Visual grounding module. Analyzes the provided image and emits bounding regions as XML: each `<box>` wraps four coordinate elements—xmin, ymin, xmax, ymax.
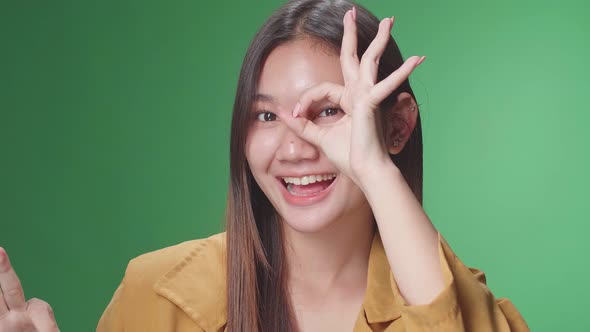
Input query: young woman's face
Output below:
<box><xmin>245</xmin><ymin>38</ymin><xmax>371</xmax><ymax>233</ymax></box>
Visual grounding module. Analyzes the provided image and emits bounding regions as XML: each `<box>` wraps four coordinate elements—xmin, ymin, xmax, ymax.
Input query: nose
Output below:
<box><xmin>275</xmin><ymin>126</ymin><xmax>319</xmax><ymax>163</ymax></box>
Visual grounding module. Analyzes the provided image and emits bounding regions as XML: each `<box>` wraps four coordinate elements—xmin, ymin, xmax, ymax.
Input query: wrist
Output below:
<box><xmin>356</xmin><ymin>157</ymin><xmax>402</xmax><ymax>194</ymax></box>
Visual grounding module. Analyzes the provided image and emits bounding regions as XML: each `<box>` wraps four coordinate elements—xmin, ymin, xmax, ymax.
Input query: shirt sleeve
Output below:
<box><xmin>393</xmin><ymin>232</ymin><xmax>530</xmax><ymax>332</ymax></box>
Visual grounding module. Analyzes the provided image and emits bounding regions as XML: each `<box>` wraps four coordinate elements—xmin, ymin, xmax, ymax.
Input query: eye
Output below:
<box><xmin>256</xmin><ymin>111</ymin><xmax>277</xmax><ymax>122</ymax></box>
<box><xmin>317</xmin><ymin>107</ymin><xmax>341</xmax><ymax>118</ymax></box>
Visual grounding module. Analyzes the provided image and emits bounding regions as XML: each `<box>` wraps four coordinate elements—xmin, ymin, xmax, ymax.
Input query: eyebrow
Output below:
<box><xmin>254</xmin><ymin>93</ymin><xmax>276</xmax><ymax>103</ymax></box>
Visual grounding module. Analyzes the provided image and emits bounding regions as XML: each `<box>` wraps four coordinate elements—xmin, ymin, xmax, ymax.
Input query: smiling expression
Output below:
<box><xmin>245</xmin><ymin>38</ymin><xmax>372</xmax><ymax>233</ymax></box>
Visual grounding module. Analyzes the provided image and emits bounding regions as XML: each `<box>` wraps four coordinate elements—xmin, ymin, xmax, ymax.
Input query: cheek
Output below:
<box><xmin>245</xmin><ymin>128</ymin><xmax>280</xmax><ymax>171</ymax></box>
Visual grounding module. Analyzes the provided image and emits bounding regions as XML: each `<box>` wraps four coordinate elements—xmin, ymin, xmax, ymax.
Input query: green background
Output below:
<box><xmin>1</xmin><ymin>0</ymin><xmax>588</xmax><ymax>330</ymax></box>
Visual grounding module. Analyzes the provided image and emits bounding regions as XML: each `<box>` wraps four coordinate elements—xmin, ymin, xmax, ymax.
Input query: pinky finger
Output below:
<box><xmin>416</xmin><ymin>55</ymin><xmax>426</xmax><ymax>66</ymax></box>
<box><xmin>371</xmin><ymin>56</ymin><xmax>422</xmax><ymax>102</ymax></box>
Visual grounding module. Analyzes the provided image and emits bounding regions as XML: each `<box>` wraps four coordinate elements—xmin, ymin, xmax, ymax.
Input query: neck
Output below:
<box><xmin>282</xmin><ymin>203</ymin><xmax>376</xmax><ymax>292</ymax></box>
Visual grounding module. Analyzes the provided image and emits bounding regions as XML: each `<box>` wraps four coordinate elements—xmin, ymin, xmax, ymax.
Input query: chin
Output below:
<box><xmin>280</xmin><ymin>208</ymin><xmax>344</xmax><ymax>234</ymax></box>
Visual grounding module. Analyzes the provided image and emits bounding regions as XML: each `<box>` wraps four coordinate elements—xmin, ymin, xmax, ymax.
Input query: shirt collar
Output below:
<box><xmin>153</xmin><ymin>234</ymin><xmax>228</xmax><ymax>332</ymax></box>
<box><xmin>152</xmin><ymin>231</ymin><xmax>404</xmax><ymax>330</ymax></box>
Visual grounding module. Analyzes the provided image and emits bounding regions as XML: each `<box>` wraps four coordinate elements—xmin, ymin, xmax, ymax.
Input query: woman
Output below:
<box><xmin>0</xmin><ymin>0</ymin><xmax>529</xmax><ymax>331</ymax></box>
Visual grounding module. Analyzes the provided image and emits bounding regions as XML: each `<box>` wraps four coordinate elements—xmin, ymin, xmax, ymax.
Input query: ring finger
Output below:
<box><xmin>360</xmin><ymin>16</ymin><xmax>394</xmax><ymax>84</ymax></box>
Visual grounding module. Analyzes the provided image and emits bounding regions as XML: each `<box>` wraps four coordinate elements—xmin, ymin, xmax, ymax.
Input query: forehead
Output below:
<box><xmin>256</xmin><ymin>39</ymin><xmax>344</xmax><ymax>105</ymax></box>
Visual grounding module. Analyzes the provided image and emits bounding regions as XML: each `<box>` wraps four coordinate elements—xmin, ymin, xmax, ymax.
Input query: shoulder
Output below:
<box><xmin>99</xmin><ymin>233</ymin><xmax>228</xmax><ymax>331</ymax></box>
<box><xmin>124</xmin><ymin>232</ymin><xmax>227</xmax><ymax>283</ymax></box>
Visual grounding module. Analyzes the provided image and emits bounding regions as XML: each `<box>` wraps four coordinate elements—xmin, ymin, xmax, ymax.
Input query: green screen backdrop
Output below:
<box><xmin>1</xmin><ymin>0</ymin><xmax>588</xmax><ymax>331</ymax></box>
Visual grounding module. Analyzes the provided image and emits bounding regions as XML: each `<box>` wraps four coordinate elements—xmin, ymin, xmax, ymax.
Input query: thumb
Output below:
<box><xmin>285</xmin><ymin>81</ymin><xmax>344</xmax><ymax>146</ymax></box>
<box><xmin>26</xmin><ymin>298</ymin><xmax>59</xmax><ymax>332</ymax></box>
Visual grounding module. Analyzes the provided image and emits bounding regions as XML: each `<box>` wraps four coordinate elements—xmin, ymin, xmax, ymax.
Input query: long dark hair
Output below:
<box><xmin>226</xmin><ymin>1</ymin><xmax>423</xmax><ymax>330</ymax></box>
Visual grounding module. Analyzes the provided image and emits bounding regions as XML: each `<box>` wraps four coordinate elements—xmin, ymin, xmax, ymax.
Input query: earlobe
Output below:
<box><xmin>385</xmin><ymin>92</ymin><xmax>418</xmax><ymax>155</ymax></box>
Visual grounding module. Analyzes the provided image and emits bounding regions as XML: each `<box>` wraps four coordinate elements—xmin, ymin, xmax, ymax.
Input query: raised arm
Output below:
<box><xmin>282</xmin><ymin>6</ymin><xmax>529</xmax><ymax>331</ymax></box>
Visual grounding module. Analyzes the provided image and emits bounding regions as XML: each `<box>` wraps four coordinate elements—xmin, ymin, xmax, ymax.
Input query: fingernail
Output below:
<box><xmin>416</xmin><ymin>56</ymin><xmax>426</xmax><ymax>66</ymax></box>
<box><xmin>292</xmin><ymin>103</ymin><xmax>301</xmax><ymax>117</ymax></box>
<box><xmin>0</xmin><ymin>249</ymin><xmax>5</xmax><ymax>271</ymax></box>
<box><xmin>381</xmin><ymin>17</ymin><xmax>392</xmax><ymax>30</ymax></box>
<box><xmin>352</xmin><ymin>6</ymin><xmax>357</xmax><ymax>21</ymax></box>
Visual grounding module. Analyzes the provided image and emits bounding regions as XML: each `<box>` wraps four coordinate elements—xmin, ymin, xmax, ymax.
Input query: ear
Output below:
<box><xmin>383</xmin><ymin>92</ymin><xmax>418</xmax><ymax>155</ymax></box>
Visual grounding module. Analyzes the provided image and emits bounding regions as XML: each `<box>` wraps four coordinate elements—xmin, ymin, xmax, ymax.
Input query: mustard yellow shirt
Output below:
<box><xmin>97</xmin><ymin>232</ymin><xmax>529</xmax><ymax>331</ymax></box>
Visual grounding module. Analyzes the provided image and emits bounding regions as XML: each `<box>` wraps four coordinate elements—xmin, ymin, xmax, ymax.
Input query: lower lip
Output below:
<box><xmin>277</xmin><ymin>177</ymin><xmax>338</xmax><ymax>207</ymax></box>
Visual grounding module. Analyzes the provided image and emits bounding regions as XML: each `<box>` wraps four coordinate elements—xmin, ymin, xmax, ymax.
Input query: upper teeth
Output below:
<box><xmin>282</xmin><ymin>174</ymin><xmax>336</xmax><ymax>185</ymax></box>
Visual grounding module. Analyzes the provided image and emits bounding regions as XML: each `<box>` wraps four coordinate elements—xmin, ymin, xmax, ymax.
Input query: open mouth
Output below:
<box><xmin>278</xmin><ymin>174</ymin><xmax>337</xmax><ymax>197</ymax></box>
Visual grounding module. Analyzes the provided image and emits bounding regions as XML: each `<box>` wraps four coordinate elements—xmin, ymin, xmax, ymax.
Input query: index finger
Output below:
<box><xmin>293</xmin><ymin>82</ymin><xmax>344</xmax><ymax>118</ymax></box>
<box><xmin>0</xmin><ymin>247</ymin><xmax>27</xmax><ymax>312</ymax></box>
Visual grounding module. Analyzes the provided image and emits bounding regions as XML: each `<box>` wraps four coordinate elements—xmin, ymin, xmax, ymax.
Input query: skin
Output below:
<box><xmin>247</xmin><ymin>8</ymin><xmax>444</xmax><ymax>331</ymax></box>
<box><xmin>247</xmin><ymin>36</ymin><xmax>377</xmax><ymax>331</ymax></box>
<box><xmin>0</xmin><ymin>248</ymin><xmax>59</xmax><ymax>332</ymax></box>
<box><xmin>0</xmin><ymin>7</ymin><xmax>443</xmax><ymax>332</ymax></box>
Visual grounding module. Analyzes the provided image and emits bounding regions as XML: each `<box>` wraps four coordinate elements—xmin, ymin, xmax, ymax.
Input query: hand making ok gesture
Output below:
<box><xmin>283</xmin><ymin>7</ymin><xmax>425</xmax><ymax>189</ymax></box>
